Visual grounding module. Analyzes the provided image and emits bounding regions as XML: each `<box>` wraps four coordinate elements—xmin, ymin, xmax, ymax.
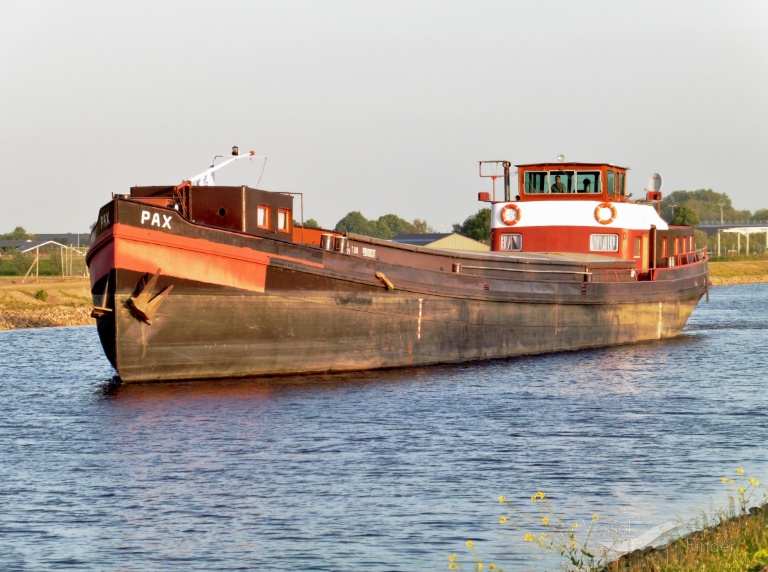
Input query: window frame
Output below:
<box><xmin>590</xmin><ymin>233</ymin><xmax>619</xmax><ymax>252</ymax></box>
<box><xmin>257</xmin><ymin>205</ymin><xmax>270</xmax><ymax>229</ymax></box>
<box><xmin>500</xmin><ymin>233</ymin><xmax>523</xmax><ymax>251</ymax></box>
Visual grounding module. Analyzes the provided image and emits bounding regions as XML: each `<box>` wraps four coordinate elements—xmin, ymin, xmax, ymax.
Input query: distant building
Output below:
<box><xmin>0</xmin><ymin>240</ymin><xmax>68</xmax><ymax>255</ymax></box>
<box><xmin>391</xmin><ymin>233</ymin><xmax>489</xmax><ymax>251</ymax></box>
<box><xmin>35</xmin><ymin>233</ymin><xmax>91</xmax><ymax>247</ymax></box>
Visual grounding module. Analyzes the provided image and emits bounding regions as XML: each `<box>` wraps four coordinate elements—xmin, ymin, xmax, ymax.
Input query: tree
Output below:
<box><xmin>0</xmin><ymin>226</ymin><xmax>36</xmax><ymax>240</ymax></box>
<box><xmin>751</xmin><ymin>209</ymin><xmax>768</xmax><ymax>222</ymax></box>
<box><xmin>412</xmin><ymin>218</ymin><xmax>434</xmax><ymax>234</ymax></box>
<box><xmin>453</xmin><ymin>208</ymin><xmax>491</xmax><ymax>243</ymax></box>
<box><xmin>295</xmin><ymin>218</ymin><xmax>320</xmax><ymax>229</ymax></box>
<box><xmin>334</xmin><ymin>211</ymin><xmax>375</xmax><ymax>236</ymax></box>
<box><xmin>333</xmin><ymin>212</ymin><xmax>430</xmax><ymax>239</ymax></box>
<box><xmin>375</xmin><ymin>214</ymin><xmax>417</xmax><ymax>238</ymax></box>
<box><xmin>671</xmin><ymin>205</ymin><xmax>700</xmax><ymax>227</ymax></box>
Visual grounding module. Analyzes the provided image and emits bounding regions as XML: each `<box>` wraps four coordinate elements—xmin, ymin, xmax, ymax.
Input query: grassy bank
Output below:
<box><xmin>606</xmin><ymin>504</ymin><xmax>768</xmax><ymax>572</ymax></box>
<box><xmin>708</xmin><ymin>259</ymin><xmax>768</xmax><ymax>286</ymax></box>
<box><xmin>0</xmin><ymin>277</ymin><xmax>93</xmax><ymax>330</ymax></box>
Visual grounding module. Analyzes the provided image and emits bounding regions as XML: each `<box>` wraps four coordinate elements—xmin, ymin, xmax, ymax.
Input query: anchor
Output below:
<box><xmin>91</xmin><ymin>274</ymin><xmax>113</xmax><ymax>318</ymax></box>
<box><xmin>127</xmin><ymin>268</ymin><xmax>174</xmax><ymax>325</ymax></box>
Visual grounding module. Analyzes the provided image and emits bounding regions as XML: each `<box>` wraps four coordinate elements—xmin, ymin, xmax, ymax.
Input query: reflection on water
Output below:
<box><xmin>0</xmin><ymin>284</ymin><xmax>767</xmax><ymax>571</ymax></box>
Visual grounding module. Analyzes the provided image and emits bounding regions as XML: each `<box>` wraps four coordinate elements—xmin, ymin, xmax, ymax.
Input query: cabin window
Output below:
<box><xmin>524</xmin><ymin>171</ymin><xmax>548</xmax><ymax>194</ymax></box>
<box><xmin>501</xmin><ymin>233</ymin><xmax>522</xmax><ymax>251</ymax></box>
<box><xmin>607</xmin><ymin>171</ymin><xmax>615</xmax><ymax>196</ymax></box>
<box><xmin>590</xmin><ymin>234</ymin><xmax>619</xmax><ymax>252</ymax></box>
<box><xmin>548</xmin><ymin>170</ymin><xmax>575</xmax><ymax>193</ymax></box>
<box><xmin>576</xmin><ymin>172</ymin><xmax>601</xmax><ymax>194</ymax></box>
<box><xmin>524</xmin><ymin>171</ymin><xmax>576</xmax><ymax>194</ymax></box>
<box><xmin>618</xmin><ymin>173</ymin><xmax>626</xmax><ymax>197</ymax></box>
<box><xmin>257</xmin><ymin>205</ymin><xmax>270</xmax><ymax>228</ymax></box>
<box><xmin>634</xmin><ymin>236</ymin><xmax>641</xmax><ymax>258</ymax></box>
<box><xmin>662</xmin><ymin>237</ymin><xmax>668</xmax><ymax>258</ymax></box>
<box><xmin>277</xmin><ymin>209</ymin><xmax>290</xmax><ymax>232</ymax></box>
<box><xmin>674</xmin><ymin>236</ymin><xmax>679</xmax><ymax>255</ymax></box>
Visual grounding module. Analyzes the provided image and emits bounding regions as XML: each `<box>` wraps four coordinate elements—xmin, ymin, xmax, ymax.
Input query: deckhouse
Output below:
<box><xmin>478</xmin><ymin>160</ymin><xmax>698</xmax><ymax>277</ymax></box>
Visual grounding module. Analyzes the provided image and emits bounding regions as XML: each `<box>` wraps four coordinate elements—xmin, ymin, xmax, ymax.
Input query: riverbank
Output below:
<box><xmin>708</xmin><ymin>259</ymin><xmax>768</xmax><ymax>286</ymax></box>
<box><xmin>0</xmin><ymin>277</ymin><xmax>92</xmax><ymax>330</ymax></box>
<box><xmin>605</xmin><ymin>502</ymin><xmax>768</xmax><ymax>572</ymax></box>
<box><xmin>1</xmin><ymin>260</ymin><xmax>767</xmax><ymax>330</ymax></box>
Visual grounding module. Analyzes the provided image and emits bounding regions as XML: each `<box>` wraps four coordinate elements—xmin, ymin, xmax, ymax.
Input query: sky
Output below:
<box><xmin>2</xmin><ymin>0</ymin><xmax>767</xmax><ymax>234</ymax></box>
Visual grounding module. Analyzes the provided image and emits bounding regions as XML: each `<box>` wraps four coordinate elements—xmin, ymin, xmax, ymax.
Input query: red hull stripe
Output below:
<box><xmin>103</xmin><ymin>223</ymin><xmax>323</xmax><ymax>293</ymax></box>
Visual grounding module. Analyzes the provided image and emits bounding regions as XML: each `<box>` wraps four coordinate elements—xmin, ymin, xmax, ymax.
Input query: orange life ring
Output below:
<box><xmin>500</xmin><ymin>204</ymin><xmax>521</xmax><ymax>226</ymax></box>
<box><xmin>594</xmin><ymin>202</ymin><xmax>617</xmax><ymax>225</ymax></box>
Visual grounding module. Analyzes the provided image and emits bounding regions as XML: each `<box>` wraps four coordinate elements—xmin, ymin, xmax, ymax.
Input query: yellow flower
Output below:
<box><xmin>535</xmin><ymin>491</ymin><xmax>546</xmax><ymax>499</ymax></box>
<box><xmin>737</xmin><ymin>467</ymin><xmax>744</xmax><ymax>475</ymax></box>
<box><xmin>730</xmin><ymin>480</ymin><xmax>734</xmax><ymax>485</ymax></box>
<box><xmin>498</xmin><ymin>495</ymin><xmax>506</xmax><ymax>503</ymax></box>
<box><xmin>531</xmin><ymin>496</ymin><xmax>537</xmax><ymax>502</ymax></box>
<box><xmin>571</xmin><ymin>541</ymin><xmax>577</xmax><ymax>548</ymax></box>
<box><xmin>738</xmin><ymin>487</ymin><xmax>745</xmax><ymax>494</ymax></box>
<box><xmin>541</xmin><ymin>533</ymin><xmax>549</xmax><ymax>539</ymax></box>
<box><xmin>541</xmin><ymin>516</ymin><xmax>549</xmax><ymax>525</ymax></box>
<box><xmin>466</xmin><ymin>540</ymin><xmax>473</xmax><ymax>548</ymax></box>
<box><xmin>477</xmin><ymin>564</ymin><xmax>483</xmax><ymax>570</ymax></box>
<box><xmin>750</xmin><ymin>478</ymin><xmax>759</xmax><ymax>486</ymax></box>
<box><xmin>489</xmin><ymin>565</ymin><xmax>496</xmax><ymax>570</ymax></box>
<box><xmin>572</xmin><ymin>522</ymin><xmax>579</xmax><ymax>529</ymax></box>
<box><xmin>499</xmin><ymin>516</ymin><xmax>507</xmax><ymax>524</ymax></box>
<box><xmin>524</xmin><ymin>533</ymin><xmax>534</xmax><ymax>542</ymax></box>
<box><xmin>721</xmin><ymin>477</ymin><xmax>728</xmax><ymax>483</ymax></box>
<box><xmin>450</xmin><ymin>564</ymin><xmax>457</xmax><ymax>570</ymax></box>
<box><xmin>592</xmin><ymin>514</ymin><xmax>599</xmax><ymax>520</ymax></box>
<box><xmin>449</xmin><ymin>555</ymin><xmax>456</xmax><ymax>562</ymax></box>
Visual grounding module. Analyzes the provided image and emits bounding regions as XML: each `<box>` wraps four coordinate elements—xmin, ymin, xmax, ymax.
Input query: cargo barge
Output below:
<box><xmin>87</xmin><ymin>152</ymin><xmax>709</xmax><ymax>382</ymax></box>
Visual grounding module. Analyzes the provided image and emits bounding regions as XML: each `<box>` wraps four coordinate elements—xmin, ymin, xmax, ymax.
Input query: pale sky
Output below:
<box><xmin>2</xmin><ymin>0</ymin><xmax>767</xmax><ymax>234</ymax></box>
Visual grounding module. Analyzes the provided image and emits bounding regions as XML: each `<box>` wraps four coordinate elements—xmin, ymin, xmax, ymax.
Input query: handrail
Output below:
<box><xmin>459</xmin><ymin>264</ymin><xmax>592</xmax><ymax>276</ymax></box>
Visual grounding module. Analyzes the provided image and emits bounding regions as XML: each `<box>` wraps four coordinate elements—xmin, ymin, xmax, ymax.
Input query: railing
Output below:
<box><xmin>699</xmin><ymin>220</ymin><xmax>768</xmax><ymax>226</ymax></box>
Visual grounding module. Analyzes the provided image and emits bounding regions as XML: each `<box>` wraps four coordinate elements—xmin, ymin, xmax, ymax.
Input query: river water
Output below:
<box><xmin>1</xmin><ymin>283</ymin><xmax>766</xmax><ymax>571</ymax></box>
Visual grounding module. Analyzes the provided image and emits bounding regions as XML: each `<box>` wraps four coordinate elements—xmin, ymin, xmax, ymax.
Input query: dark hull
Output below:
<box><xmin>87</xmin><ymin>199</ymin><xmax>709</xmax><ymax>382</ymax></box>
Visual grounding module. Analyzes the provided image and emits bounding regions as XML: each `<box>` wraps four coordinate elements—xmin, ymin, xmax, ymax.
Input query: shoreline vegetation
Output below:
<box><xmin>2</xmin><ymin>260</ymin><xmax>767</xmax><ymax>331</ymax></box>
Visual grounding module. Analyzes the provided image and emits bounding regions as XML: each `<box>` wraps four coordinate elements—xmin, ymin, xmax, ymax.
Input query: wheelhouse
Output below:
<box><xmin>518</xmin><ymin>162</ymin><xmax>629</xmax><ymax>202</ymax></box>
<box><xmin>478</xmin><ymin>160</ymin><xmax>706</xmax><ymax>278</ymax></box>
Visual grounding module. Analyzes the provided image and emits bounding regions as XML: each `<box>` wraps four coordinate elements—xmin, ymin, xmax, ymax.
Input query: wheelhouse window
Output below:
<box><xmin>525</xmin><ymin>170</ymin><xmax>576</xmax><ymax>194</ymax></box>
<box><xmin>501</xmin><ymin>233</ymin><xmax>522</xmax><ymax>251</ymax></box>
<box><xmin>277</xmin><ymin>209</ymin><xmax>290</xmax><ymax>232</ymax></box>
<box><xmin>524</xmin><ymin>171</ymin><xmax>548</xmax><ymax>194</ymax></box>
<box><xmin>634</xmin><ymin>236</ymin><xmax>641</xmax><ymax>258</ymax></box>
<box><xmin>576</xmin><ymin>172</ymin><xmax>601</xmax><ymax>194</ymax></box>
<box><xmin>607</xmin><ymin>170</ymin><xmax>615</xmax><ymax>196</ymax></box>
<box><xmin>590</xmin><ymin>234</ymin><xmax>619</xmax><ymax>252</ymax></box>
<box><xmin>257</xmin><ymin>205</ymin><xmax>270</xmax><ymax>228</ymax></box>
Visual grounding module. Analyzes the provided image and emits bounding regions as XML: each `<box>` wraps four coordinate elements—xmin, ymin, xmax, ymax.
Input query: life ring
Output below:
<box><xmin>500</xmin><ymin>204</ymin><xmax>521</xmax><ymax>226</ymax></box>
<box><xmin>594</xmin><ymin>202</ymin><xmax>617</xmax><ymax>225</ymax></box>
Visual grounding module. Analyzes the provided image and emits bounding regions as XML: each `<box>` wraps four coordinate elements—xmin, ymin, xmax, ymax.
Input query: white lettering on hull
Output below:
<box><xmin>140</xmin><ymin>210</ymin><xmax>172</xmax><ymax>229</ymax></box>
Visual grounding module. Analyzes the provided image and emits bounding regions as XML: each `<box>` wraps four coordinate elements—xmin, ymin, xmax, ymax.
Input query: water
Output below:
<box><xmin>1</xmin><ymin>284</ymin><xmax>766</xmax><ymax>571</ymax></box>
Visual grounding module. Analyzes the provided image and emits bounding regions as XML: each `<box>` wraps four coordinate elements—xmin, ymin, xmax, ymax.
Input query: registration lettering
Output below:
<box><xmin>99</xmin><ymin>210</ymin><xmax>110</xmax><ymax>229</ymax></box>
<box><xmin>140</xmin><ymin>210</ymin><xmax>172</xmax><ymax>229</ymax></box>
